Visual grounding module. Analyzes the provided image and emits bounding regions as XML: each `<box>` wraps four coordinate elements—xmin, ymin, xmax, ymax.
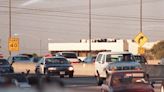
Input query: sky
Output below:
<box><xmin>0</xmin><ymin>0</ymin><xmax>164</xmax><ymax>56</ymax></box>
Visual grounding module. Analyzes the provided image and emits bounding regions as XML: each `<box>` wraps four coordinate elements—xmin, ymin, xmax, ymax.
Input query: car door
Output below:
<box><xmin>95</xmin><ymin>54</ymin><xmax>103</xmax><ymax>76</ymax></box>
<box><xmin>36</xmin><ymin>58</ymin><xmax>45</xmax><ymax>74</ymax></box>
<box><xmin>99</xmin><ymin>54</ymin><xmax>108</xmax><ymax>77</ymax></box>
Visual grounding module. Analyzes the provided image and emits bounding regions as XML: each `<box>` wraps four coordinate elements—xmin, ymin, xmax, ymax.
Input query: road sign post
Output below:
<box><xmin>138</xmin><ymin>47</ymin><xmax>145</xmax><ymax>55</ymax></box>
<box><xmin>8</xmin><ymin>37</ymin><xmax>19</xmax><ymax>51</ymax></box>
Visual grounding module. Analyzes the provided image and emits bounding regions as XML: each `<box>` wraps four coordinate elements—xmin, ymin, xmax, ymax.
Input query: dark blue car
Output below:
<box><xmin>0</xmin><ymin>59</ymin><xmax>14</xmax><ymax>74</ymax></box>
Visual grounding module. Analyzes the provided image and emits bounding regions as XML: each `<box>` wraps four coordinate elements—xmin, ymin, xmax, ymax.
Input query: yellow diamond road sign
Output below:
<box><xmin>134</xmin><ymin>32</ymin><xmax>148</xmax><ymax>47</ymax></box>
<box><xmin>8</xmin><ymin>37</ymin><xmax>19</xmax><ymax>51</ymax></box>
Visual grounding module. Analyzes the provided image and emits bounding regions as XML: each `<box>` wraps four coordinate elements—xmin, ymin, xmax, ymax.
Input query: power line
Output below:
<box><xmin>1</xmin><ymin>5</ymin><xmax>164</xmax><ymax>21</ymax></box>
<box><xmin>1</xmin><ymin>10</ymin><xmax>164</xmax><ymax>23</ymax></box>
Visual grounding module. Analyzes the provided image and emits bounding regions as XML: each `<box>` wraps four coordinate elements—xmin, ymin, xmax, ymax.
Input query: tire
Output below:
<box><xmin>161</xmin><ymin>83</ymin><xmax>164</xmax><ymax>92</ymax></box>
<box><xmin>60</xmin><ymin>75</ymin><xmax>64</xmax><ymax>78</ymax></box>
<box><xmin>69</xmin><ymin>74</ymin><xmax>73</xmax><ymax>78</ymax></box>
<box><xmin>97</xmin><ymin>76</ymin><xmax>103</xmax><ymax>86</ymax></box>
<box><xmin>96</xmin><ymin>71</ymin><xmax>103</xmax><ymax>86</ymax></box>
<box><xmin>35</xmin><ymin>68</ymin><xmax>40</xmax><ymax>74</ymax></box>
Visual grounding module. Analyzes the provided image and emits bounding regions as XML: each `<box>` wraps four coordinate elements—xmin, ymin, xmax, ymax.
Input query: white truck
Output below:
<box><xmin>95</xmin><ymin>51</ymin><xmax>142</xmax><ymax>85</ymax></box>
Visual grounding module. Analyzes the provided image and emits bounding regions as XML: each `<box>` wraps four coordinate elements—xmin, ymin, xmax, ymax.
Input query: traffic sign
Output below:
<box><xmin>138</xmin><ymin>47</ymin><xmax>145</xmax><ymax>55</ymax></box>
<box><xmin>8</xmin><ymin>37</ymin><xmax>19</xmax><ymax>51</ymax></box>
<box><xmin>134</xmin><ymin>32</ymin><xmax>148</xmax><ymax>47</ymax></box>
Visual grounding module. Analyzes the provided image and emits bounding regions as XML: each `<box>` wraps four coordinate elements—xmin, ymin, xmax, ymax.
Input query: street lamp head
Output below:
<box><xmin>13</xmin><ymin>33</ymin><xmax>19</xmax><ymax>36</ymax></box>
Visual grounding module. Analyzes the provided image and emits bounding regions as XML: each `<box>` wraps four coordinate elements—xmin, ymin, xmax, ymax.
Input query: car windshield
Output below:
<box><xmin>62</xmin><ymin>53</ymin><xmax>77</xmax><ymax>58</ymax></box>
<box><xmin>111</xmin><ymin>72</ymin><xmax>148</xmax><ymax>87</ymax></box>
<box><xmin>0</xmin><ymin>59</ymin><xmax>9</xmax><ymax>65</ymax></box>
<box><xmin>45</xmin><ymin>58</ymin><xmax>69</xmax><ymax>64</ymax></box>
<box><xmin>106</xmin><ymin>54</ymin><xmax>135</xmax><ymax>62</ymax></box>
<box><xmin>13</xmin><ymin>56</ymin><xmax>31</xmax><ymax>61</ymax></box>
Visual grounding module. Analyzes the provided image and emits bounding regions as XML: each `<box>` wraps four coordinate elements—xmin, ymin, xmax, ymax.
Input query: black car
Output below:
<box><xmin>35</xmin><ymin>56</ymin><xmax>74</xmax><ymax>78</ymax></box>
<box><xmin>0</xmin><ymin>59</ymin><xmax>14</xmax><ymax>73</ymax></box>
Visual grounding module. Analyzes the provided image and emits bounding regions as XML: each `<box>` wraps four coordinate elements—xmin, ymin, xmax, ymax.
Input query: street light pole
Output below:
<box><xmin>9</xmin><ymin>0</ymin><xmax>12</xmax><ymax>56</ymax></box>
<box><xmin>89</xmin><ymin>0</ymin><xmax>92</xmax><ymax>56</ymax></box>
<box><xmin>39</xmin><ymin>39</ymin><xmax>42</xmax><ymax>55</ymax></box>
<box><xmin>140</xmin><ymin>0</ymin><xmax>143</xmax><ymax>32</ymax></box>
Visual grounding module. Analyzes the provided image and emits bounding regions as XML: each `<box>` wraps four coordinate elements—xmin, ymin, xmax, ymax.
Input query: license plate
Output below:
<box><xmin>60</xmin><ymin>71</ymin><xmax>65</xmax><ymax>75</ymax></box>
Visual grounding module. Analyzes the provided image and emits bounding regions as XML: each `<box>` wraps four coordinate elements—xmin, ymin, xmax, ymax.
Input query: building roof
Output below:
<box><xmin>48</xmin><ymin>40</ymin><xmax>124</xmax><ymax>52</ymax></box>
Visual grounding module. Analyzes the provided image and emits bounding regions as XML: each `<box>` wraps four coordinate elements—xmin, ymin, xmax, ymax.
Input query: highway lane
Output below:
<box><xmin>60</xmin><ymin>76</ymin><xmax>161</xmax><ymax>92</ymax></box>
<box><xmin>62</xmin><ymin>76</ymin><xmax>99</xmax><ymax>92</ymax></box>
<box><xmin>0</xmin><ymin>76</ymin><xmax>161</xmax><ymax>92</ymax></box>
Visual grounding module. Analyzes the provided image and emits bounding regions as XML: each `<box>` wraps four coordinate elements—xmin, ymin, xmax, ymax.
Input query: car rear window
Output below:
<box><xmin>62</xmin><ymin>53</ymin><xmax>77</xmax><ymax>58</ymax></box>
<box><xmin>0</xmin><ymin>59</ymin><xmax>9</xmax><ymax>65</ymax></box>
<box><xmin>106</xmin><ymin>54</ymin><xmax>135</xmax><ymax>62</ymax></box>
<box><xmin>45</xmin><ymin>58</ymin><xmax>69</xmax><ymax>64</ymax></box>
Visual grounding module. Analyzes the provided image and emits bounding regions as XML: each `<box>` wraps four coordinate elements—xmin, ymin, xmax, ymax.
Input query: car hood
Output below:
<box><xmin>113</xmin><ymin>83</ymin><xmax>154</xmax><ymax>92</ymax></box>
<box><xmin>46</xmin><ymin>64</ymin><xmax>72</xmax><ymax>67</ymax></box>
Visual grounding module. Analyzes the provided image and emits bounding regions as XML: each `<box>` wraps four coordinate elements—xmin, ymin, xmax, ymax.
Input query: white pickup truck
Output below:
<box><xmin>95</xmin><ymin>51</ymin><xmax>142</xmax><ymax>85</ymax></box>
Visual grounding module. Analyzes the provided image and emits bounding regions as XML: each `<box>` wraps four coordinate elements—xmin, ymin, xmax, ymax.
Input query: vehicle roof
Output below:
<box><xmin>43</xmin><ymin>56</ymin><xmax>66</xmax><ymax>59</ymax></box>
<box><xmin>98</xmin><ymin>51</ymin><xmax>132</xmax><ymax>55</ymax></box>
<box><xmin>57</xmin><ymin>52</ymin><xmax>76</xmax><ymax>54</ymax></box>
<box><xmin>11</xmin><ymin>55</ymin><xmax>30</xmax><ymax>57</ymax></box>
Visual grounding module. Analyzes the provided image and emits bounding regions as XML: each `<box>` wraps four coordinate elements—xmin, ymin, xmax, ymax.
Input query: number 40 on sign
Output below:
<box><xmin>8</xmin><ymin>37</ymin><xmax>19</xmax><ymax>51</ymax></box>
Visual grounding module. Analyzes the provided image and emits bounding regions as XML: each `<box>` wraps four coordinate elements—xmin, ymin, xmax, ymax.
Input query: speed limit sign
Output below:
<box><xmin>8</xmin><ymin>37</ymin><xmax>19</xmax><ymax>51</ymax></box>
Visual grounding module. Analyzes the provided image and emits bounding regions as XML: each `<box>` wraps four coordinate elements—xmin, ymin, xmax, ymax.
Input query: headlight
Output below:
<box><xmin>48</xmin><ymin>67</ymin><xmax>57</xmax><ymax>71</ymax></box>
<box><xmin>68</xmin><ymin>67</ymin><xmax>74</xmax><ymax>71</ymax></box>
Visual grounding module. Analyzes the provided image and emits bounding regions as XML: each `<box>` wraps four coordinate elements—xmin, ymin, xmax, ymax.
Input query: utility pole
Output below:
<box><xmin>9</xmin><ymin>0</ymin><xmax>11</xmax><ymax>56</ymax></box>
<box><xmin>40</xmin><ymin>39</ymin><xmax>42</xmax><ymax>56</ymax></box>
<box><xmin>140</xmin><ymin>0</ymin><xmax>142</xmax><ymax>32</ymax></box>
<box><xmin>89</xmin><ymin>0</ymin><xmax>92</xmax><ymax>56</ymax></box>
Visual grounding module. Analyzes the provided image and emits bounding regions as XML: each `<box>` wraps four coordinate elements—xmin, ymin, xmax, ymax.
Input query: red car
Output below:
<box><xmin>101</xmin><ymin>70</ymin><xmax>154</xmax><ymax>92</ymax></box>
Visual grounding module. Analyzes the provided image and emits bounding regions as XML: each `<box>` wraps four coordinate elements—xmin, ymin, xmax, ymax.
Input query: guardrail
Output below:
<box><xmin>142</xmin><ymin>64</ymin><xmax>164</xmax><ymax>78</ymax></box>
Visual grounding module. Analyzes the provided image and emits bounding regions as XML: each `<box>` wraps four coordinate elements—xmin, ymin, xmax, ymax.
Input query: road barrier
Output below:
<box><xmin>142</xmin><ymin>64</ymin><xmax>164</xmax><ymax>78</ymax></box>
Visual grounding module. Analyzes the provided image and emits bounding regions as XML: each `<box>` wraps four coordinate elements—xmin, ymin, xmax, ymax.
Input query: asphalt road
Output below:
<box><xmin>62</xmin><ymin>76</ymin><xmax>99</xmax><ymax>92</ymax></box>
<box><xmin>0</xmin><ymin>76</ymin><xmax>161</xmax><ymax>92</ymax></box>
<box><xmin>60</xmin><ymin>76</ymin><xmax>161</xmax><ymax>92</ymax></box>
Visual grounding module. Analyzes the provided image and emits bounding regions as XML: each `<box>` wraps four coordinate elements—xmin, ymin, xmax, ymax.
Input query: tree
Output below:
<box><xmin>150</xmin><ymin>41</ymin><xmax>164</xmax><ymax>59</ymax></box>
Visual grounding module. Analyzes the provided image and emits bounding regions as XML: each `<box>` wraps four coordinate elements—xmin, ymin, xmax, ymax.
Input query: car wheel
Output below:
<box><xmin>60</xmin><ymin>75</ymin><xmax>64</xmax><ymax>78</ymax></box>
<box><xmin>161</xmin><ymin>83</ymin><xmax>164</xmax><ymax>92</ymax></box>
<box><xmin>96</xmin><ymin>71</ymin><xmax>103</xmax><ymax>86</ymax></box>
<box><xmin>35</xmin><ymin>68</ymin><xmax>40</xmax><ymax>74</ymax></box>
<box><xmin>69</xmin><ymin>74</ymin><xmax>73</xmax><ymax>78</ymax></box>
<box><xmin>97</xmin><ymin>76</ymin><xmax>103</xmax><ymax>86</ymax></box>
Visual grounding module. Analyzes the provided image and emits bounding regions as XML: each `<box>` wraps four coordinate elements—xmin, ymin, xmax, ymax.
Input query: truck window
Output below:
<box><xmin>96</xmin><ymin>54</ymin><xmax>103</xmax><ymax>62</ymax></box>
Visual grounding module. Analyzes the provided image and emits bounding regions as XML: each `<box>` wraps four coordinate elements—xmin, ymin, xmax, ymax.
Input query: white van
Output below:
<box><xmin>95</xmin><ymin>51</ymin><xmax>142</xmax><ymax>85</ymax></box>
<box><xmin>55</xmin><ymin>52</ymin><xmax>80</xmax><ymax>63</ymax></box>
